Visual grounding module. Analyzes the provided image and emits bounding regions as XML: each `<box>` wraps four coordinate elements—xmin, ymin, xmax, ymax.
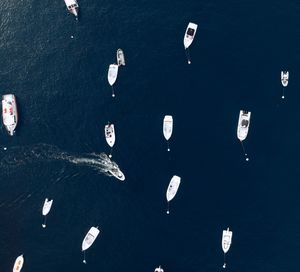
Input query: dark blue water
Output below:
<box><xmin>1</xmin><ymin>0</ymin><xmax>300</xmax><ymax>271</ymax></box>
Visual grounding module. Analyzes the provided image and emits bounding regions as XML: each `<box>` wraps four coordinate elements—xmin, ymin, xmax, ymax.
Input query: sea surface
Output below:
<box><xmin>1</xmin><ymin>0</ymin><xmax>300</xmax><ymax>271</ymax></box>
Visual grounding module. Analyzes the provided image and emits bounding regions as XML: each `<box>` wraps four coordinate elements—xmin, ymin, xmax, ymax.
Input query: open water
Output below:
<box><xmin>1</xmin><ymin>0</ymin><xmax>300</xmax><ymax>271</ymax></box>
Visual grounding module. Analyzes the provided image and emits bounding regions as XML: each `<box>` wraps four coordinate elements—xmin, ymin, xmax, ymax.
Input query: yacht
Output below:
<box><xmin>183</xmin><ymin>22</ymin><xmax>198</xmax><ymax>49</ymax></box>
<box><xmin>222</xmin><ymin>227</ymin><xmax>233</xmax><ymax>268</ymax></box>
<box><xmin>237</xmin><ymin>110</ymin><xmax>251</xmax><ymax>141</ymax></box>
<box><xmin>281</xmin><ymin>71</ymin><xmax>289</xmax><ymax>87</ymax></box>
<box><xmin>154</xmin><ymin>265</ymin><xmax>164</xmax><ymax>272</ymax></box>
<box><xmin>166</xmin><ymin>175</ymin><xmax>181</xmax><ymax>202</ymax></box>
<box><xmin>108</xmin><ymin>166</ymin><xmax>125</xmax><ymax>181</ymax></box>
<box><xmin>2</xmin><ymin>94</ymin><xmax>18</xmax><ymax>136</ymax></box>
<box><xmin>117</xmin><ymin>49</ymin><xmax>126</xmax><ymax>66</ymax></box>
<box><xmin>13</xmin><ymin>255</ymin><xmax>24</xmax><ymax>272</ymax></box>
<box><xmin>82</xmin><ymin>226</ymin><xmax>100</xmax><ymax>263</ymax></box>
<box><xmin>163</xmin><ymin>115</ymin><xmax>173</xmax><ymax>141</ymax></box>
<box><xmin>64</xmin><ymin>0</ymin><xmax>79</xmax><ymax>19</ymax></box>
<box><xmin>105</xmin><ymin>123</ymin><xmax>115</xmax><ymax>148</ymax></box>
<box><xmin>42</xmin><ymin>198</ymin><xmax>53</xmax><ymax>228</ymax></box>
<box><xmin>107</xmin><ymin>64</ymin><xmax>119</xmax><ymax>86</ymax></box>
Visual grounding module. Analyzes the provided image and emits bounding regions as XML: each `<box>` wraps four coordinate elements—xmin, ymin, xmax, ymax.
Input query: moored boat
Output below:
<box><xmin>82</xmin><ymin>226</ymin><xmax>100</xmax><ymax>263</ymax></box>
<box><xmin>64</xmin><ymin>0</ymin><xmax>79</xmax><ymax>19</ymax></box>
<box><xmin>237</xmin><ymin>110</ymin><xmax>251</xmax><ymax>142</ymax></box>
<box><xmin>13</xmin><ymin>255</ymin><xmax>24</xmax><ymax>272</ymax></box>
<box><xmin>2</xmin><ymin>94</ymin><xmax>18</xmax><ymax>136</ymax></box>
<box><xmin>105</xmin><ymin>123</ymin><xmax>115</xmax><ymax>148</ymax></box>
<box><xmin>222</xmin><ymin>227</ymin><xmax>233</xmax><ymax>268</ymax></box>
<box><xmin>163</xmin><ymin>115</ymin><xmax>173</xmax><ymax>151</ymax></box>
<box><xmin>166</xmin><ymin>175</ymin><xmax>181</xmax><ymax>214</ymax></box>
<box><xmin>154</xmin><ymin>265</ymin><xmax>164</xmax><ymax>272</ymax></box>
<box><xmin>42</xmin><ymin>198</ymin><xmax>53</xmax><ymax>228</ymax></box>
<box><xmin>183</xmin><ymin>22</ymin><xmax>198</xmax><ymax>49</ymax></box>
<box><xmin>281</xmin><ymin>71</ymin><xmax>289</xmax><ymax>87</ymax></box>
<box><xmin>107</xmin><ymin>64</ymin><xmax>119</xmax><ymax>86</ymax></box>
<box><xmin>117</xmin><ymin>49</ymin><xmax>126</xmax><ymax>66</ymax></box>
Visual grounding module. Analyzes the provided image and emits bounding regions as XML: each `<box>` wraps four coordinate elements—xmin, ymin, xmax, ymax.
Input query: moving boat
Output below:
<box><xmin>105</xmin><ymin>123</ymin><xmax>115</xmax><ymax>148</ymax></box>
<box><xmin>64</xmin><ymin>0</ymin><xmax>79</xmax><ymax>19</ymax></box>
<box><xmin>154</xmin><ymin>265</ymin><xmax>164</xmax><ymax>272</ymax></box>
<box><xmin>82</xmin><ymin>226</ymin><xmax>100</xmax><ymax>264</ymax></box>
<box><xmin>222</xmin><ymin>227</ymin><xmax>233</xmax><ymax>268</ymax></box>
<box><xmin>166</xmin><ymin>175</ymin><xmax>181</xmax><ymax>214</ymax></box>
<box><xmin>237</xmin><ymin>110</ymin><xmax>251</xmax><ymax>141</ymax></box>
<box><xmin>2</xmin><ymin>94</ymin><xmax>18</xmax><ymax>136</ymax></box>
<box><xmin>163</xmin><ymin>115</ymin><xmax>173</xmax><ymax>151</ymax></box>
<box><xmin>42</xmin><ymin>198</ymin><xmax>53</xmax><ymax>228</ymax></box>
<box><xmin>281</xmin><ymin>71</ymin><xmax>289</xmax><ymax>87</ymax></box>
<box><xmin>183</xmin><ymin>22</ymin><xmax>198</xmax><ymax>49</ymax></box>
<box><xmin>108</xmin><ymin>166</ymin><xmax>125</xmax><ymax>181</ymax></box>
<box><xmin>117</xmin><ymin>49</ymin><xmax>126</xmax><ymax>66</ymax></box>
<box><xmin>107</xmin><ymin>64</ymin><xmax>118</xmax><ymax>86</ymax></box>
<box><xmin>13</xmin><ymin>255</ymin><xmax>24</xmax><ymax>272</ymax></box>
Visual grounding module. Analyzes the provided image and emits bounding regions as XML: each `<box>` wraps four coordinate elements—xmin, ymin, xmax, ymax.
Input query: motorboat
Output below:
<box><xmin>107</xmin><ymin>64</ymin><xmax>119</xmax><ymax>86</ymax></box>
<box><xmin>13</xmin><ymin>255</ymin><xmax>24</xmax><ymax>272</ymax></box>
<box><xmin>117</xmin><ymin>49</ymin><xmax>126</xmax><ymax>66</ymax></box>
<box><xmin>183</xmin><ymin>22</ymin><xmax>198</xmax><ymax>49</ymax></box>
<box><xmin>64</xmin><ymin>0</ymin><xmax>79</xmax><ymax>19</ymax></box>
<box><xmin>281</xmin><ymin>71</ymin><xmax>289</xmax><ymax>87</ymax></box>
<box><xmin>154</xmin><ymin>265</ymin><xmax>164</xmax><ymax>272</ymax></box>
<box><xmin>222</xmin><ymin>227</ymin><xmax>233</xmax><ymax>268</ymax></box>
<box><xmin>108</xmin><ymin>166</ymin><xmax>125</xmax><ymax>181</ymax></box>
<box><xmin>163</xmin><ymin>115</ymin><xmax>173</xmax><ymax>141</ymax></box>
<box><xmin>237</xmin><ymin>110</ymin><xmax>251</xmax><ymax>141</ymax></box>
<box><xmin>42</xmin><ymin>198</ymin><xmax>53</xmax><ymax>228</ymax></box>
<box><xmin>104</xmin><ymin>123</ymin><xmax>115</xmax><ymax>148</ymax></box>
<box><xmin>166</xmin><ymin>175</ymin><xmax>181</xmax><ymax>214</ymax></box>
<box><xmin>2</xmin><ymin>94</ymin><xmax>18</xmax><ymax>136</ymax></box>
<box><xmin>82</xmin><ymin>226</ymin><xmax>100</xmax><ymax>263</ymax></box>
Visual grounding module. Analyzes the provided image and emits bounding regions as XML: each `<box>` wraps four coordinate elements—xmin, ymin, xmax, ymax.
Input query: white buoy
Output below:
<box><xmin>3</xmin><ymin>147</ymin><xmax>7</xmax><ymax>150</ymax></box>
<box><xmin>71</xmin><ymin>35</ymin><xmax>74</xmax><ymax>39</ymax></box>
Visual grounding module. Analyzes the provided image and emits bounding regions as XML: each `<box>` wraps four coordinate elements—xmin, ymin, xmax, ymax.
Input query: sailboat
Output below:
<box><xmin>13</xmin><ymin>255</ymin><xmax>24</xmax><ymax>272</ymax></box>
<box><xmin>117</xmin><ymin>49</ymin><xmax>126</xmax><ymax>66</ymax></box>
<box><xmin>154</xmin><ymin>265</ymin><xmax>164</xmax><ymax>272</ymax></box>
<box><xmin>64</xmin><ymin>0</ymin><xmax>79</xmax><ymax>19</ymax></box>
<box><xmin>163</xmin><ymin>115</ymin><xmax>173</xmax><ymax>151</ymax></box>
<box><xmin>222</xmin><ymin>227</ymin><xmax>233</xmax><ymax>268</ymax></box>
<box><xmin>104</xmin><ymin>123</ymin><xmax>115</xmax><ymax>158</ymax></box>
<box><xmin>166</xmin><ymin>175</ymin><xmax>181</xmax><ymax>214</ymax></box>
<box><xmin>281</xmin><ymin>71</ymin><xmax>289</xmax><ymax>99</ymax></box>
<box><xmin>82</xmin><ymin>226</ymin><xmax>100</xmax><ymax>264</ymax></box>
<box><xmin>107</xmin><ymin>64</ymin><xmax>119</xmax><ymax>97</ymax></box>
<box><xmin>183</xmin><ymin>22</ymin><xmax>198</xmax><ymax>64</ymax></box>
<box><xmin>237</xmin><ymin>110</ymin><xmax>251</xmax><ymax>161</ymax></box>
<box><xmin>42</xmin><ymin>198</ymin><xmax>53</xmax><ymax>228</ymax></box>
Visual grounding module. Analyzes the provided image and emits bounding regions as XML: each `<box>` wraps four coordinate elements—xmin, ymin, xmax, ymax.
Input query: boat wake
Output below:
<box><xmin>0</xmin><ymin>143</ymin><xmax>123</xmax><ymax>179</ymax></box>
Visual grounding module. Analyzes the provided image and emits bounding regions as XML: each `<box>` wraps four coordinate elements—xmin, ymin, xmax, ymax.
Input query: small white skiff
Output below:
<box><xmin>281</xmin><ymin>71</ymin><xmax>289</xmax><ymax>87</ymax></box>
<box><xmin>166</xmin><ymin>175</ymin><xmax>181</xmax><ymax>214</ymax></box>
<box><xmin>222</xmin><ymin>227</ymin><xmax>233</xmax><ymax>268</ymax></box>
<box><xmin>82</xmin><ymin>226</ymin><xmax>100</xmax><ymax>263</ymax></box>
<box><xmin>64</xmin><ymin>0</ymin><xmax>79</xmax><ymax>19</ymax></box>
<box><xmin>237</xmin><ymin>110</ymin><xmax>251</xmax><ymax>141</ymax></box>
<box><xmin>2</xmin><ymin>94</ymin><xmax>18</xmax><ymax>136</ymax></box>
<box><xmin>42</xmin><ymin>198</ymin><xmax>53</xmax><ymax>228</ymax></box>
<box><xmin>183</xmin><ymin>22</ymin><xmax>198</xmax><ymax>49</ymax></box>
<box><xmin>107</xmin><ymin>64</ymin><xmax>119</xmax><ymax>86</ymax></box>
<box><xmin>117</xmin><ymin>49</ymin><xmax>126</xmax><ymax>66</ymax></box>
<box><xmin>154</xmin><ymin>265</ymin><xmax>164</xmax><ymax>272</ymax></box>
<box><xmin>13</xmin><ymin>255</ymin><xmax>24</xmax><ymax>272</ymax></box>
<box><xmin>163</xmin><ymin>115</ymin><xmax>173</xmax><ymax>141</ymax></box>
<box><xmin>105</xmin><ymin>123</ymin><xmax>115</xmax><ymax>148</ymax></box>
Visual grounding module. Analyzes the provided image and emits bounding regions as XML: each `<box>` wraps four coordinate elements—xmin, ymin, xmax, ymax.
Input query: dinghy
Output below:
<box><xmin>237</xmin><ymin>110</ymin><xmax>251</xmax><ymax>161</ymax></box>
<box><xmin>42</xmin><ymin>198</ymin><xmax>53</xmax><ymax>228</ymax></box>
<box><xmin>281</xmin><ymin>71</ymin><xmax>289</xmax><ymax>99</ymax></box>
<box><xmin>117</xmin><ymin>49</ymin><xmax>126</xmax><ymax>66</ymax></box>
<box><xmin>13</xmin><ymin>255</ymin><xmax>24</xmax><ymax>272</ymax></box>
<box><xmin>222</xmin><ymin>227</ymin><xmax>233</xmax><ymax>268</ymax></box>
<box><xmin>163</xmin><ymin>115</ymin><xmax>173</xmax><ymax>151</ymax></box>
<box><xmin>82</xmin><ymin>226</ymin><xmax>100</xmax><ymax>264</ymax></box>
<box><xmin>107</xmin><ymin>64</ymin><xmax>119</xmax><ymax>97</ymax></box>
<box><xmin>166</xmin><ymin>175</ymin><xmax>181</xmax><ymax>214</ymax></box>
<box><xmin>64</xmin><ymin>0</ymin><xmax>79</xmax><ymax>19</ymax></box>
<box><xmin>105</xmin><ymin>123</ymin><xmax>115</xmax><ymax>158</ymax></box>
<box><xmin>154</xmin><ymin>265</ymin><xmax>164</xmax><ymax>272</ymax></box>
<box><xmin>183</xmin><ymin>22</ymin><xmax>198</xmax><ymax>64</ymax></box>
<box><xmin>2</xmin><ymin>94</ymin><xmax>18</xmax><ymax>136</ymax></box>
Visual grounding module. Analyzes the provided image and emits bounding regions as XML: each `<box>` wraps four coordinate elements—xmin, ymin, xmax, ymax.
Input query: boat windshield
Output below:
<box><xmin>187</xmin><ymin>28</ymin><xmax>195</xmax><ymax>36</ymax></box>
<box><xmin>241</xmin><ymin>119</ymin><xmax>249</xmax><ymax>128</ymax></box>
<box><xmin>85</xmin><ymin>233</ymin><xmax>95</xmax><ymax>245</ymax></box>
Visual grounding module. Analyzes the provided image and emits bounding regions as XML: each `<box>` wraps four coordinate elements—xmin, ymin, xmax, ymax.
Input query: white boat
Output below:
<box><xmin>2</xmin><ymin>94</ymin><xmax>18</xmax><ymax>136</ymax></box>
<box><xmin>154</xmin><ymin>265</ymin><xmax>164</xmax><ymax>272</ymax></box>
<box><xmin>222</xmin><ymin>227</ymin><xmax>233</xmax><ymax>268</ymax></box>
<box><xmin>13</xmin><ymin>255</ymin><xmax>24</xmax><ymax>272</ymax></box>
<box><xmin>42</xmin><ymin>198</ymin><xmax>53</xmax><ymax>228</ymax></box>
<box><xmin>82</xmin><ymin>226</ymin><xmax>100</xmax><ymax>263</ymax></box>
<box><xmin>64</xmin><ymin>0</ymin><xmax>79</xmax><ymax>19</ymax></box>
<box><xmin>163</xmin><ymin>115</ymin><xmax>173</xmax><ymax>151</ymax></box>
<box><xmin>237</xmin><ymin>110</ymin><xmax>251</xmax><ymax>142</ymax></box>
<box><xmin>166</xmin><ymin>175</ymin><xmax>181</xmax><ymax>214</ymax></box>
<box><xmin>107</xmin><ymin>64</ymin><xmax>119</xmax><ymax>86</ymax></box>
<box><xmin>105</xmin><ymin>123</ymin><xmax>115</xmax><ymax>148</ymax></box>
<box><xmin>281</xmin><ymin>71</ymin><xmax>289</xmax><ymax>87</ymax></box>
<box><xmin>108</xmin><ymin>166</ymin><xmax>125</xmax><ymax>181</ymax></box>
<box><xmin>183</xmin><ymin>22</ymin><xmax>198</xmax><ymax>49</ymax></box>
<box><xmin>117</xmin><ymin>49</ymin><xmax>126</xmax><ymax>66</ymax></box>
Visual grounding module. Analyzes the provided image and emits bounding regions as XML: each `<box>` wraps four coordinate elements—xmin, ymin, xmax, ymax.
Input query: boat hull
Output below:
<box><xmin>82</xmin><ymin>226</ymin><xmax>100</xmax><ymax>251</ymax></box>
<box><xmin>163</xmin><ymin>115</ymin><xmax>173</xmax><ymax>141</ymax></box>
<box><xmin>183</xmin><ymin>22</ymin><xmax>198</xmax><ymax>49</ymax></box>
<box><xmin>2</xmin><ymin>94</ymin><xmax>18</xmax><ymax>136</ymax></box>
<box><xmin>117</xmin><ymin>49</ymin><xmax>126</xmax><ymax>66</ymax></box>
<box><xmin>166</xmin><ymin>175</ymin><xmax>181</xmax><ymax>202</ymax></box>
<box><xmin>105</xmin><ymin>124</ymin><xmax>115</xmax><ymax>147</ymax></box>
<box><xmin>42</xmin><ymin>198</ymin><xmax>53</xmax><ymax>216</ymax></box>
<box><xmin>108</xmin><ymin>64</ymin><xmax>119</xmax><ymax>86</ymax></box>
<box><xmin>237</xmin><ymin>110</ymin><xmax>251</xmax><ymax>141</ymax></box>
<box><xmin>64</xmin><ymin>0</ymin><xmax>79</xmax><ymax>18</ymax></box>
<box><xmin>13</xmin><ymin>255</ymin><xmax>24</xmax><ymax>272</ymax></box>
<box><xmin>281</xmin><ymin>71</ymin><xmax>289</xmax><ymax>87</ymax></box>
<box><xmin>222</xmin><ymin>228</ymin><xmax>232</xmax><ymax>253</ymax></box>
